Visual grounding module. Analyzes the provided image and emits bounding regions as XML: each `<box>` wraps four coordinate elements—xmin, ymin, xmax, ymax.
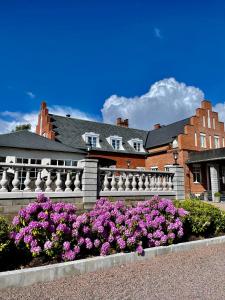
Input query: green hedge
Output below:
<box><xmin>174</xmin><ymin>199</ymin><xmax>225</xmax><ymax>239</ymax></box>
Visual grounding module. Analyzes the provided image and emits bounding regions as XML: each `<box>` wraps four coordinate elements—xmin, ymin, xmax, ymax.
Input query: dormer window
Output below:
<box><xmin>112</xmin><ymin>139</ymin><xmax>121</xmax><ymax>149</ymax></box>
<box><xmin>133</xmin><ymin>141</ymin><xmax>141</xmax><ymax>152</ymax></box>
<box><xmin>107</xmin><ymin>136</ymin><xmax>124</xmax><ymax>150</ymax></box>
<box><xmin>82</xmin><ymin>132</ymin><xmax>100</xmax><ymax>148</ymax></box>
<box><xmin>128</xmin><ymin>138</ymin><xmax>144</xmax><ymax>152</ymax></box>
<box><xmin>88</xmin><ymin>136</ymin><xmax>97</xmax><ymax>147</ymax></box>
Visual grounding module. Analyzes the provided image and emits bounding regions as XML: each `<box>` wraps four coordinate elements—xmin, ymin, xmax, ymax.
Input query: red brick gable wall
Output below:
<box><xmin>179</xmin><ymin>100</ymin><xmax>225</xmax><ymax>151</ymax></box>
<box><xmin>145</xmin><ymin>100</ymin><xmax>225</xmax><ymax>197</ymax></box>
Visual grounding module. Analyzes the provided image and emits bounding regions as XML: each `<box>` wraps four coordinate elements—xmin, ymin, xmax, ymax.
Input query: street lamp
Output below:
<box><xmin>173</xmin><ymin>150</ymin><xmax>179</xmax><ymax>165</ymax></box>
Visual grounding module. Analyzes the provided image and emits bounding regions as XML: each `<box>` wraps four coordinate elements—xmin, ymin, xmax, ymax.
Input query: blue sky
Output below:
<box><xmin>0</xmin><ymin>0</ymin><xmax>225</xmax><ymax>131</ymax></box>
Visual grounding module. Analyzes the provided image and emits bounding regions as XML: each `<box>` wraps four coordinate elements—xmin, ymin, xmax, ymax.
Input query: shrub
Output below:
<box><xmin>174</xmin><ymin>199</ymin><xmax>225</xmax><ymax>239</ymax></box>
<box><xmin>0</xmin><ymin>216</ymin><xmax>22</xmax><ymax>271</ymax></box>
<box><xmin>10</xmin><ymin>194</ymin><xmax>93</xmax><ymax>262</ymax></box>
<box><xmin>214</xmin><ymin>192</ymin><xmax>222</xmax><ymax>197</ymax></box>
<box><xmin>90</xmin><ymin>197</ymin><xmax>188</xmax><ymax>255</ymax></box>
<box><xmin>10</xmin><ymin>194</ymin><xmax>187</xmax><ymax>262</ymax></box>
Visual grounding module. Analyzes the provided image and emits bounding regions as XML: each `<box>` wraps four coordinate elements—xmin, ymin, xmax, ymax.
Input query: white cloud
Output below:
<box><xmin>0</xmin><ymin>105</ymin><xmax>96</xmax><ymax>134</ymax></box>
<box><xmin>101</xmin><ymin>78</ymin><xmax>205</xmax><ymax>130</ymax></box>
<box><xmin>26</xmin><ymin>91</ymin><xmax>36</xmax><ymax>99</ymax></box>
<box><xmin>213</xmin><ymin>102</ymin><xmax>225</xmax><ymax>124</ymax></box>
<box><xmin>154</xmin><ymin>27</ymin><xmax>163</xmax><ymax>39</ymax></box>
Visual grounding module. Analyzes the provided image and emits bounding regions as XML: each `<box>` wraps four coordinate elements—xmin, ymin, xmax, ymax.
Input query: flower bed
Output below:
<box><xmin>1</xmin><ymin>194</ymin><xmax>187</xmax><ymax>271</ymax></box>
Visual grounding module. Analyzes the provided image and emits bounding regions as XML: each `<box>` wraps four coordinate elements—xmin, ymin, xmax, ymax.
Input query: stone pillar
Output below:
<box><xmin>79</xmin><ymin>159</ymin><xmax>98</xmax><ymax>209</ymax></box>
<box><xmin>209</xmin><ymin>164</ymin><xmax>219</xmax><ymax>202</ymax></box>
<box><xmin>168</xmin><ymin>165</ymin><xmax>185</xmax><ymax>200</ymax></box>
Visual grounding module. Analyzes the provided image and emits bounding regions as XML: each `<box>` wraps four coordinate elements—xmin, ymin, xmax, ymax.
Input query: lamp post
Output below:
<box><xmin>173</xmin><ymin>150</ymin><xmax>179</xmax><ymax>165</ymax></box>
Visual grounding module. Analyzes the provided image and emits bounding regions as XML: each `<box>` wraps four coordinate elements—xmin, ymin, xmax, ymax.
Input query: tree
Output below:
<box><xmin>11</xmin><ymin>124</ymin><xmax>31</xmax><ymax>132</ymax></box>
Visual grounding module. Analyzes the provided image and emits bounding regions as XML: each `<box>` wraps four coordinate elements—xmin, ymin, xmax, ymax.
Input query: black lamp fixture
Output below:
<box><xmin>173</xmin><ymin>150</ymin><xmax>179</xmax><ymax>165</ymax></box>
<box><xmin>86</xmin><ymin>142</ymin><xmax>92</xmax><ymax>156</ymax></box>
<box><xmin>126</xmin><ymin>159</ymin><xmax>131</xmax><ymax>169</ymax></box>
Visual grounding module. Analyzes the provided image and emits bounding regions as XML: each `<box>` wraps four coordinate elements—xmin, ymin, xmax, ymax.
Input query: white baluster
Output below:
<box><xmin>138</xmin><ymin>174</ymin><xmax>144</xmax><ymax>191</ymax></box>
<box><xmin>162</xmin><ymin>175</ymin><xmax>167</xmax><ymax>191</ymax></box>
<box><xmin>12</xmin><ymin>168</ymin><xmax>20</xmax><ymax>192</ymax></box>
<box><xmin>35</xmin><ymin>170</ymin><xmax>42</xmax><ymax>192</ymax></box>
<box><xmin>125</xmin><ymin>173</ymin><xmax>130</xmax><ymax>191</ymax></box>
<box><xmin>150</xmin><ymin>175</ymin><xmax>154</xmax><ymax>191</ymax></box>
<box><xmin>24</xmin><ymin>169</ymin><xmax>32</xmax><ymax>192</ymax></box>
<box><xmin>74</xmin><ymin>172</ymin><xmax>81</xmax><ymax>191</ymax></box>
<box><xmin>0</xmin><ymin>168</ymin><xmax>8</xmax><ymax>192</ymax></box>
<box><xmin>111</xmin><ymin>173</ymin><xmax>117</xmax><ymax>191</ymax></box>
<box><xmin>145</xmin><ymin>175</ymin><xmax>150</xmax><ymax>191</ymax></box>
<box><xmin>152</xmin><ymin>175</ymin><xmax>157</xmax><ymax>191</ymax></box>
<box><xmin>118</xmin><ymin>174</ymin><xmax>124</xmax><ymax>191</ymax></box>
<box><xmin>157</xmin><ymin>175</ymin><xmax>162</xmax><ymax>191</ymax></box>
<box><xmin>64</xmin><ymin>172</ymin><xmax>72</xmax><ymax>192</ymax></box>
<box><xmin>168</xmin><ymin>175</ymin><xmax>173</xmax><ymax>191</ymax></box>
<box><xmin>45</xmin><ymin>170</ymin><xmax>53</xmax><ymax>192</ymax></box>
<box><xmin>103</xmin><ymin>174</ymin><xmax>109</xmax><ymax>191</ymax></box>
<box><xmin>132</xmin><ymin>174</ymin><xmax>137</xmax><ymax>191</ymax></box>
<box><xmin>55</xmin><ymin>171</ymin><xmax>62</xmax><ymax>192</ymax></box>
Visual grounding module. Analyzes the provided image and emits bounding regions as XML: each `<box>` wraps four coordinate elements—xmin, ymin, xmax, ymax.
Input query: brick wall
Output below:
<box><xmin>90</xmin><ymin>151</ymin><xmax>146</xmax><ymax>168</ymax></box>
<box><xmin>146</xmin><ymin>100</ymin><xmax>225</xmax><ymax>197</ymax></box>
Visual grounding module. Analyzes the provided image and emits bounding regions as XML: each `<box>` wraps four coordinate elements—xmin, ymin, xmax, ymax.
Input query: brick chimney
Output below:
<box><xmin>116</xmin><ymin>117</ymin><xmax>129</xmax><ymax>128</ymax></box>
<box><xmin>36</xmin><ymin>101</ymin><xmax>55</xmax><ymax>140</ymax></box>
<box><xmin>154</xmin><ymin>123</ymin><xmax>161</xmax><ymax>129</ymax></box>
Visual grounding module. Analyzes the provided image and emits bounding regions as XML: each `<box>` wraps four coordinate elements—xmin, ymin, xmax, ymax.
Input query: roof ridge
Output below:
<box><xmin>49</xmin><ymin>113</ymin><xmax>148</xmax><ymax>133</ymax></box>
<box><xmin>148</xmin><ymin>117</ymin><xmax>191</xmax><ymax>133</ymax></box>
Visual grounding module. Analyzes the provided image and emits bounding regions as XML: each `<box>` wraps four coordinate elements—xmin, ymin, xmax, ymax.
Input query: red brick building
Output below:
<box><xmin>36</xmin><ymin>102</ymin><xmax>147</xmax><ymax>169</ymax></box>
<box><xmin>36</xmin><ymin>100</ymin><xmax>225</xmax><ymax>199</ymax></box>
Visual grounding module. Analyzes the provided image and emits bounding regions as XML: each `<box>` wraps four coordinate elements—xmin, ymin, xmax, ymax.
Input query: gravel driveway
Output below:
<box><xmin>1</xmin><ymin>243</ymin><xmax>225</xmax><ymax>300</ymax></box>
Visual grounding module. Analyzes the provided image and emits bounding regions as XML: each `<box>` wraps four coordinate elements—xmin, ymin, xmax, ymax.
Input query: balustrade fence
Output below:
<box><xmin>0</xmin><ymin>160</ymin><xmax>181</xmax><ymax>203</ymax></box>
<box><xmin>99</xmin><ymin>168</ymin><xmax>174</xmax><ymax>193</ymax></box>
<box><xmin>0</xmin><ymin>163</ymin><xmax>82</xmax><ymax>194</ymax></box>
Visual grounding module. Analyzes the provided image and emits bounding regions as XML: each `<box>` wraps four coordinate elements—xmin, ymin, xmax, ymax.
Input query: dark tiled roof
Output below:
<box><xmin>187</xmin><ymin>148</ymin><xmax>225</xmax><ymax>163</ymax></box>
<box><xmin>0</xmin><ymin>130</ymin><xmax>86</xmax><ymax>154</ymax></box>
<box><xmin>145</xmin><ymin>118</ymin><xmax>190</xmax><ymax>149</ymax></box>
<box><xmin>50</xmin><ymin>114</ymin><xmax>148</xmax><ymax>155</ymax></box>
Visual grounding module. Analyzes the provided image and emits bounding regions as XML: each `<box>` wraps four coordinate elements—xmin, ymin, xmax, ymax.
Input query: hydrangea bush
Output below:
<box><xmin>11</xmin><ymin>194</ymin><xmax>187</xmax><ymax>262</ymax></box>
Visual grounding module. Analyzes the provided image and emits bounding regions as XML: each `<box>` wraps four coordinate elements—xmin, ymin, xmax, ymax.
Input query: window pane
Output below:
<box><xmin>16</xmin><ymin>158</ymin><xmax>22</xmax><ymax>164</ymax></box>
<box><xmin>71</xmin><ymin>160</ymin><xmax>77</xmax><ymax>166</ymax></box>
<box><xmin>58</xmin><ymin>160</ymin><xmax>64</xmax><ymax>166</ymax></box>
<box><xmin>65</xmin><ymin>160</ymin><xmax>72</xmax><ymax>166</ymax></box>
<box><xmin>92</xmin><ymin>137</ymin><xmax>97</xmax><ymax>147</ymax></box>
<box><xmin>51</xmin><ymin>160</ymin><xmax>57</xmax><ymax>165</ymax></box>
<box><xmin>0</xmin><ymin>157</ymin><xmax>6</xmax><ymax>162</ymax></box>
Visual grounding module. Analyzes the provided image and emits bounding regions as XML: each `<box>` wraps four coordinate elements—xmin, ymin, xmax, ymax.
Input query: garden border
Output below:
<box><xmin>1</xmin><ymin>235</ymin><xmax>225</xmax><ymax>289</ymax></box>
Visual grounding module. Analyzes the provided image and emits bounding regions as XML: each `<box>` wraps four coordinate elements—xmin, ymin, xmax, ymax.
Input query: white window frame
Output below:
<box><xmin>203</xmin><ymin>116</ymin><xmax>206</xmax><ymax>127</ymax></box>
<box><xmin>107</xmin><ymin>136</ymin><xmax>124</xmax><ymax>150</ymax></box>
<box><xmin>209</xmin><ymin>135</ymin><xmax>212</xmax><ymax>149</ymax></box>
<box><xmin>164</xmin><ymin>165</ymin><xmax>172</xmax><ymax>172</ymax></box>
<box><xmin>214</xmin><ymin>135</ymin><xmax>220</xmax><ymax>149</ymax></box>
<box><xmin>193</xmin><ymin>164</ymin><xmax>202</xmax><ymax>184</ymax></box>
<box><xmin>200</xmin><ymin>133</ymin><xmax>206</xmax><ymax>148</ymax></box>
<box><xmin>194</xmin><ymin>132</ymin><xmax>197</xmax><ymax>147</ymax></box>
<box><xmin>213</xmin><ymin>118</ymin><xmax>216</xmax><ymax>130</ymax></box>
<box><xmin>128</xmin><ymin>138</ymin><xmax>144</xmax><ymax>152</ymax></box>
<box><xmin>223</xmin><ymin>138</ymin><xmax>225</xmax><ymax>148</ymax></box>
<box><xmin>82</xmin><ymin>132</ymin><xmax>100</xmax><ymax>148</ymax></box>
<box><xmin>208</xmin><ymin>110</ymin><xmax>211</xmax><ymax>128</ymax></box>
<box><xmin>150</xmin><ymin>166</ymin><xmax>158</xmax><ymax>171</ymax></box>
